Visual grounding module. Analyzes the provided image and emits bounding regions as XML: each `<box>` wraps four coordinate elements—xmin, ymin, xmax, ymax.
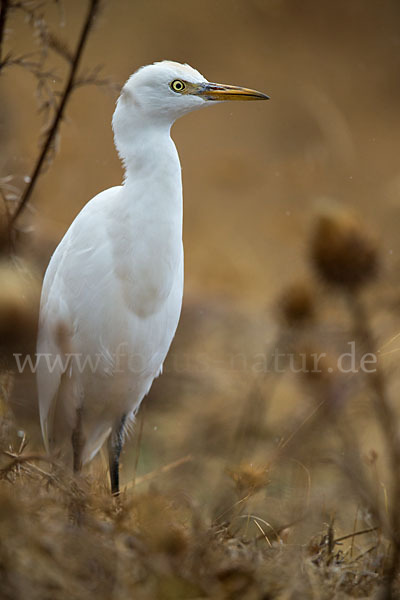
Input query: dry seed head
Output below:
<box><xmin>310</xmin><ymin>211</ymin><xmax>378</xmax><ymax>290</ymax></box>
<box><xmin>227</xmin><ymin>463</ymin><xmax>270</xmax><ymax>495</ymax></box>
<box><xmin>278</xmin><ymin>281</ymin><xmax>316</xmax><ymax>326</ymax></box>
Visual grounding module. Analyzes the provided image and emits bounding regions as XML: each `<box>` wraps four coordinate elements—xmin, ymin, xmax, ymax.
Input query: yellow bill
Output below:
<box><xmin>191</xmin><ymin>82</ymin><xmax>269</xmax><ymax>101</ymax></box>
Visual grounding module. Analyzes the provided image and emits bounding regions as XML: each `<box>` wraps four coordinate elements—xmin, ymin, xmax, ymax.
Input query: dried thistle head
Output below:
<box><xmin>278</xmin><ymin>281</ymin><xmax>316</xmax><ymax>326</ymax></box>
<box><xmin>227</xmin><ymin>462</ymin><xmax>270</xmax><ymax>496</ymax></box>
<box><xmin>310</xmin><ymin>210</ymin><xmax>378</xmax><ymax>291</ymax></box>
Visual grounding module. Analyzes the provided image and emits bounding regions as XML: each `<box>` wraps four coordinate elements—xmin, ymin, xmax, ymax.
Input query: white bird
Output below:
<box><xmin>37</xmin><ymin>60</ymin><xmax>268</xmax><ymax>494</ymax></box>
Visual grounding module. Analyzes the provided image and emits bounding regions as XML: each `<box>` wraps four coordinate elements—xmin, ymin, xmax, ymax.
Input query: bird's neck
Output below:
<box><xmin>113</xmin><ymin>106</ymin><xmax>183</xmax><ymax>231</ymax></box>
<box><xmin>121</xmin><ymin>127</ymin><xmax>176</xmax><ymax>178</ymax></box>
<box><xmin>110</xmin><ymin>115</ymin><xmax>184</xmax><ymax>316</ymax></box>
<box><xmin>113</xmin><ymin>102</ymin><xmax>176</xmax><ymax>175</ymax></box>
<box><xmin>114</xmin><ymin>109</ymin><xmax>178</xmax><ymax>185</ymax></box>
<box><xmin>123</xmin><ymin>127</ymin><xmax>182</xmax><ymax>219</ymax></box>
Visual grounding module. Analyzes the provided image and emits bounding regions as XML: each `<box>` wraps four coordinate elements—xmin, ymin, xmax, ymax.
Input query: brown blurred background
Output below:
<box><xmin>3</xmin><ymin>0</ymin><xmax>399</xmax><ymax>302</ymax></box>
<box><xmin>2</xmin><ymin>0</ymin><xmax>400</xmax><ymax>537</ymax></box>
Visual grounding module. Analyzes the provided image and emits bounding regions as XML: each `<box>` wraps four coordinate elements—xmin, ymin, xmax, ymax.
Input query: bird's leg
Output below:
<box><xmin>71</xmin><ymin>406</ymin><xmax>84</xmax><ymax>473</ymax></box>
<box><xmin>108</xmin><ymin>414</ymin><xmax>127</xmax><ymax>495</ymax></box>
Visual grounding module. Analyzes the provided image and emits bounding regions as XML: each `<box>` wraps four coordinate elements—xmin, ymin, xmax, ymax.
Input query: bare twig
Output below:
<box><xmin>253</xmin><ymin>519</ymin><xmax>272</xmax><ymax>546</ymax></box>
<box><xmin>334</xmin><ymin>527</ymin><xmax>379</xmax><ymax>545</ymax></box>
<box><xmin>40</xmin><ymin>28</ymin><xmax>74</xmax><ymax>63</ymax></box>
<box><xmin>10</xmin><ymin>0</ymin><xmax>100</xmax><ymax>226</ymax></box>
<box><xmin>73</xmin><ymin>64</ymin><xmax>120</xmax><ymax>93</ymax></box>
<box><xmin>0</xmin><ymin>0</ymin><xmax>10</xmax><ymax>67</ymax></box>
<box><xmin>0</xmin><ymin>450</ymin><xmax>55</xmax><ymax>479</ymax></box>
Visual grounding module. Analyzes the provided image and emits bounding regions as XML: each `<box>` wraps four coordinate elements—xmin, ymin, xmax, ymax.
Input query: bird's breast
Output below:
<box><xmin>109</xmin><ymin>212</ymin><xmax>183</xmax><ymax>319</ymax></box>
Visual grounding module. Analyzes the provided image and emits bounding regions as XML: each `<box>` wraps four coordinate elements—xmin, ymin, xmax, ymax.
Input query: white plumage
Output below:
<box><xmin>37</xmin><ymin>60</ymin><xmax>268</xmax><ymax>493</ymax></box>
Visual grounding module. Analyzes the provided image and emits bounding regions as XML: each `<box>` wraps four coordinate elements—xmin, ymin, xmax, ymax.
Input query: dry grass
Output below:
<box><xmin>1</xmin><ymin>208</ymin><xmax>399</xmax><ymax>597</ymax></box>
<box><xmin>0</xmin><ymin>435</ymin><xmax>394</xmax><ymax>599</ymax></box>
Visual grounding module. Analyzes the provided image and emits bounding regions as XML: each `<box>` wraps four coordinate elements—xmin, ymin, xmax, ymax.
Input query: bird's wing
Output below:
<box><xmin>37</xmin><ymin>233</ymin><xmax>74</xmax><ymax>451</ymax></box>
<box><xmin>37</xmin><ymin>186</ymin><xmax>122</xmax><ymax>451</ymax></box>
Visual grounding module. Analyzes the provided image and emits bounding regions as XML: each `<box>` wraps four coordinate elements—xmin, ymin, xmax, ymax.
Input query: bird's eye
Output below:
<box><xmin>170</xmin><ymin>80</ymin><xmax>186</xmax><ymax>93</ymax></box>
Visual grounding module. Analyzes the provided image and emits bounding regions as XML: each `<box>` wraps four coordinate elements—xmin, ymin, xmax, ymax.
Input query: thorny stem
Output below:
<box><xmin>346</xmin><ymin>292</ymin><xmax>400</xmax><ymax>599</ymax></box>
<box><xmin>0</xmin><ymin>0</ymin><xmax>9</xmax><ymax>67</ymax></box>
<box><xmin>10</xmin><ymin>0</ymin><xmax>100</xmax><ymax>227</ymax></box>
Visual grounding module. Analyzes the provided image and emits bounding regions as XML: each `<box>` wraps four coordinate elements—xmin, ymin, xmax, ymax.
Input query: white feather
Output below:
<box><xmin>36</xmin><ymin>61</ymin><xmax>204</xmax><ymax>463</ymax></box>
<box><xmin>36</xmin><ymin>59</ymin><xmax>267</xmax><ymax>469</ymax></box>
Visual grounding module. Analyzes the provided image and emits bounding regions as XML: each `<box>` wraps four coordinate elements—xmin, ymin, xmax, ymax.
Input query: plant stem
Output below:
<box><xmin>0</xmin><ymin>0</ymin><xmax>9</xmax><ymax>68</ymax></box>
<box><xmin>10</xmin><ymin>0</ymin><xmax>100</xmax><ymax>227</ymax></box>
<box><xmin>346</xmin><ymin>292</ymin><xmax>400</xmax><ymax>599</ymax></box>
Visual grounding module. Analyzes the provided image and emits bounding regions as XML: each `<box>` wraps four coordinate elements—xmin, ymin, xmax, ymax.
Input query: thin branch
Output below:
<box><xmin>10</xmin><ymin>0</ymin><xmax>100</xmax><ymax>226</ymax></box>
<box><xmin>346</xmin><ymin>292</ymin><xmax>400</xmax><ymax>599</ymax></box>
<box><xmin>1</xmin><ymin>52</ymin><xmax>60</xmax><ymax>79</ymax></box>
<box><xmin>334</xmin><ymin>527</ymin><xmax>379</xmax><ymax>544</ymax></box>
<box><xmin>0</xmin><ymin>0</ymin><xmax>10</xmax><ymax>67</ymax></box>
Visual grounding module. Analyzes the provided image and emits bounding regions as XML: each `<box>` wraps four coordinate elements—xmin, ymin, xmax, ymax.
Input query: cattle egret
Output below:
<box><xmin>37</xmin><ymin>61</ymin><xmax>268</xmax><ymax>494</ymax></box>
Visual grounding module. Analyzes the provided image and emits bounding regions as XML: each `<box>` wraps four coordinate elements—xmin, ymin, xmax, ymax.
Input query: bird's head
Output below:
<box><xmin>113</xmin><ymin>60</ymin><xmax>269</xmax><ymax>128</ymax></box>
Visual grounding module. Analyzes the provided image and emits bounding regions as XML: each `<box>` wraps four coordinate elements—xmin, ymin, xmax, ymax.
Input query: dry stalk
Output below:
<box><xmin>0</xmin><ymin>0</ymin><xmax>9</xmax><ymax>67</ymax></box>
<box><xmin>346</xmin><ymin>292</ymin><xmax>400</xmax><ymax>599</ymax></box>
<box><xmin>347</xmin><ymin>294</ymin><xmax>400</xmax><ymax>471</ymax></box>
<box><xmin>10</xmin><ymin>0</ymin><xmax>101</xmax><ymax>227</ymax></box>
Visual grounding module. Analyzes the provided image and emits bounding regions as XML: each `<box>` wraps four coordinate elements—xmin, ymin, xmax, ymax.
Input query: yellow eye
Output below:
<box><xmin>171</xmin><ymin>80</ymin><xmax>186</xmax><ymax>93</ymax></box>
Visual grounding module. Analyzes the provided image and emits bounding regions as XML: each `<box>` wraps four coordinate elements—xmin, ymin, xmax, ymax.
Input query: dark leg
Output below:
<box><xmin>71</xmin><ymin>406</ymin><xmax>84</xmax><ymax>473</ymax></box>
<box><xmin>108</xmin><ymin>414</ymin><xmax>127</xmax><ymax>495</ymax></box>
